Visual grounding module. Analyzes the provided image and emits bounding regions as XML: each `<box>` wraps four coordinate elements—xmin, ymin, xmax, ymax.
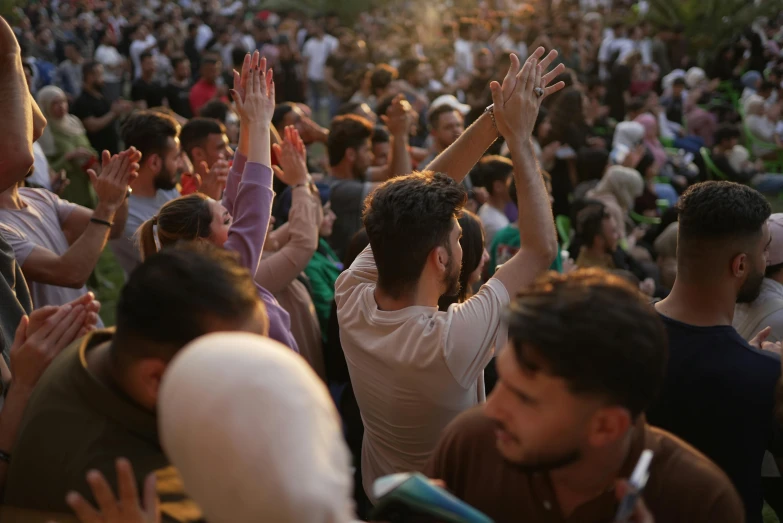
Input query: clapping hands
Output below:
<box><xmin>89</xmin><ymin>148</ymin><xmax>141</xmax><ymax>212</ymax></box>
<box><xmin>272</xmin><ymin>126</ymin><xmax>310</xmax><ymax>187</ymax></box>
<box><xmin>230</xmin><ymin>51</ymin><xmax>275</xmax><ymax>127</ymax></box>
<box><xmin>490</xmin><ymin>48</ymin><xmax>566</xmax><ymax>142</ymax></box>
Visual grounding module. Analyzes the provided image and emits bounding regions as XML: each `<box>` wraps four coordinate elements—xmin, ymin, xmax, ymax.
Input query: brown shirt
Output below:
<box><xmin>1</xmin><ymin>331</ymin><xmax>202</xmax><ymax>523</ymax></box>
<box><xmin>424</xmin><ymin>408</ymin><xmax>744</xmax><ymax>523</ymax></box>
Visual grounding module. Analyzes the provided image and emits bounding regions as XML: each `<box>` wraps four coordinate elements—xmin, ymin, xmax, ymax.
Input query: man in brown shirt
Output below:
<box><xmin>425</xmin><ymin>270</ymin><xmax>744</xmax><ymax>523</ymax></box>
<box><xmin>2</xmin><ymin>244</ymin><xmax>268</xmax><ymax>523</ymax></box>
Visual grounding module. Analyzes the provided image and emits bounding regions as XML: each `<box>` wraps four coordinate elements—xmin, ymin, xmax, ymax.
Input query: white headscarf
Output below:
<box><xmin>592</xmin><ymin>166</ymin><xmax>645</xmax><ymax>211</ymax></box>
<box><xmin>685</xmin><ymin>67</ymin><xmax>706</xmax><ymax>89</ymax></box>
<box><xmin>36</xmin><ymin>85</ymin><xmax>87</xmax><ymax>156</ymax></box>
<box><xmin>159</xmin><ymin>333</ymin><xmax>356</xmax><ymax>523</ymax></box>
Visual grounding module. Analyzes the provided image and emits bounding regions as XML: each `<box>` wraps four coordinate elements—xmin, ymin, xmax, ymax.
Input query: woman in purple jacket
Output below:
<box><xmin>137</xmin><ymin>52</ymin><xmax>299</xmax><ymax>352</ymax></box>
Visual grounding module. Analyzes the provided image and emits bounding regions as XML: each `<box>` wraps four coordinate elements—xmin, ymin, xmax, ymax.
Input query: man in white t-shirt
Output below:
<box><xmin>302</xmin><ymin>25</ymin><xmax>338</xmax><ymax>115</ymax></box>
<box><xmin>476</xmin><ymin>155</ymin><xmax>513</xmax><ymax>245</ymax></box>
<box><xmin>94</xmin><ymin>28</ymin><xmax>126</xmax><ymax>102</ymax></box>
<box><xmin>128</xmin><ymin>24</ymin><xmax>158</xmax><ymax>80</ymax></box>
<box><xmin>335</xmin><ymin>48</ymin><xmax>564</xmax><ymax>498</ymax></box>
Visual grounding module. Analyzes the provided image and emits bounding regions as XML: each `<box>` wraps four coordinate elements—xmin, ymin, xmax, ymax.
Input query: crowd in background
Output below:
<box><xmin>2</xmin><ymin>0</ymin><xmax>783</xmax><ymax>522</ymax></box>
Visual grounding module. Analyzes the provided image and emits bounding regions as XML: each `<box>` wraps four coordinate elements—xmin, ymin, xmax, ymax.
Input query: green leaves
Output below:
<box><xmin>646</xmin><ymin>0</ymin><xmax>783</xmax><ymax>55</ymax></box>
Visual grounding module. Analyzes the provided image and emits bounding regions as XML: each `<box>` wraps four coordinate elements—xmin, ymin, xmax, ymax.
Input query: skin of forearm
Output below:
<box><xmin>246</xmin><ymin>123</ymin><xmax>271</xmax><ymax>166</ymax></box>
<box><xmin>508</xmin><ymin>138</ymin><xmax>557</xmax><ymax>258</ymax></box>
<box><xmin>58</xmin><ymin>203</ymin><xmax>116</xmax><ymax>286</ymax></box>
<box><xmin>0</xmin><ymin>53</ymin><xmax>35</xmax><ymax>178</ymax></box>
<box><xmin>109</xmin><ymin>198</ymin><xmax>129</xmax><ymax>239</ymax></box>
<box><xmin>388</xmin><ymin>130</ymin><xmax>413</xmax><ymax>178</ymax></box>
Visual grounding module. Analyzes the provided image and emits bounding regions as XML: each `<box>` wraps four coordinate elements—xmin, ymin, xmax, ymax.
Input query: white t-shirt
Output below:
<box><xmin>302</xmin><ymin>35</ymin><xmax>338</xmax><ymax>81</ymax></box>
<box><xmin>109</xmin><ymin>188</ymin><xmax>179</xmax><ymax>276</ymax></box>
<box><xmin>335</xmin><ymin>246</ymin><xmax>510</xmax><ymax>498</ymax></box>
<box><xmin>130</xmin><ymin>35</ymin><xmax>158</xmax><ymax>79</ymax></box>
<box><xmin>95</xmin><ymin>44</ymin><xmax>125</xmax><ymax>83</ymax></box>
<box><xmin>30</xmin><ymin>142</ymin><xmax>52</xmax><ymax>191</ymax></box>
<box><xmin>0</xmin><ymin>188</ymin><xmax>102</xmax><ymax>327</ymax></box>
<box><xmin>478</xmin><ymin>204</ymin><xmax>510</xmax><ymax>247</ymax></box>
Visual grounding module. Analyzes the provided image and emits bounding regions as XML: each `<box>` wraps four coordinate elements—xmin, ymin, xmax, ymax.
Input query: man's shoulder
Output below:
<box><xmin>644</xmin><ymin>424</ymin><xmax>744</xmax><ymax>520</ymax></box>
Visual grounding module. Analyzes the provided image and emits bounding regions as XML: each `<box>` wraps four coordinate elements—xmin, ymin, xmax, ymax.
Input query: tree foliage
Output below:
<box><xmin>646</xmin><ymin>0</ymin><xmax>783</xmax><ymax>54</ymax></box>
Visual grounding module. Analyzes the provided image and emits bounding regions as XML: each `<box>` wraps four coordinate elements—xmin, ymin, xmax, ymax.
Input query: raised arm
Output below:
<box><xmin>491</xmin><ymin>53</ymin><xmax>559</xmax><ymax>295</ymax></box>
<box><xmin>425</xmin><ymin>48</ymin><xmax>565</xmax><ymax>184</ymax></box>
<box><xmin>20</xmin><ymin>149</ymin><xmax>139</xmax><ymax>288</ymax></box>
<box><xmin>224</xmin><ymin>53</ymin><xmax>275</xmax><ymax>272</ymax></box>
<box><xmin>0</xmin><ymin>17</ymin><xmax>43</xmax><ymax>185</ymax></box>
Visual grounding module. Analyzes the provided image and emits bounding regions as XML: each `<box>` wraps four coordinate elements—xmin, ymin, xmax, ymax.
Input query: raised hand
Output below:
<box><xmin>66</xmin><ymin>459</ymin><xmax>160</xmax><ymax>523</ymax></box>
<box><xmin>499</xmin><ymin>48</ymin><xmax>565</xmax><ymax>107</ymax></box>
<box><xmin>381</xmin><ymin>94</ymin><xmax>413</xmax><ymax>137</ymax></box>
<box><xmin>10</xmin><ymin>304</ymin><xmax>88</xmax><ymax>391</ymax></box>
<box><xmin>232</xmin><ymin>51</ymin><xmax>263</xmax><ymax>106</ymax></box>
<box><xmin>230</xmin><ymin>61</ymin><xmax>275</xmax><ymax>127</ymax></box>
<box><xmin>194</xmin><ymin>156</ymin><xmax>230</xmax><ymax>200</ymax></box>
<box><xmin>272</xmin><ymin>126</ymin><xmax>309</xmax><ymax>186</ymax></box>
<box><xmin>27</xmin><ymin>293</ymin><xmax>101</xmax><ymax>341</ymax></box>
<box><xmin>750</xmin><ymin>326</ymin><xmax>783</xmax><ymax>354</ymax></box>
<box><xmin>89</xmin><ymin>148</ymin><xmax>141</xmax><ymax>212</ymax></box>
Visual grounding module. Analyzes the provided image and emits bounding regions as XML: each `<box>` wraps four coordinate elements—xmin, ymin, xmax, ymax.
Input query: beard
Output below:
<box><xmin>494</xmin><ymin>421</ymin><xmax>582</xmax><ymax>473</ymax></box>
<box><xmin>442</xmin><ymin>246</ymin><xmax>462</xmax><ymax>298</ymax></box>
<box><xmin>153</xmin><ymin>165</ymin><xmax>178</xmax><ymax>191</ymax></box>
<box><xmin>736</xmin><ymin>265</ymin><xmax>765</xmax><ymax>304</ymax></box>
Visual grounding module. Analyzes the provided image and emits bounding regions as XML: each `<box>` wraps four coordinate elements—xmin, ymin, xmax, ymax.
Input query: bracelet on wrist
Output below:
<box><xmin>484</xmin><ymin>104</ymin><xmax>499</xmax><ymax>136</ymax></box>
<box><xmin>90</xmin><ymin>217</ymin><xmax>113</xmax><ymax>228</ymax></box>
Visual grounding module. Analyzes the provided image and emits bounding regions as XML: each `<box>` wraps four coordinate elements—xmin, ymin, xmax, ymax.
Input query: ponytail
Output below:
<box><xmin>135</xmin><ymin>193</ymin><xmax>214</xmax><ymax>261</ymax></box>
<box><xmin>138</xmin><ymin>217</ymin><xmax>159</xmax><ymax>261</ymax></box>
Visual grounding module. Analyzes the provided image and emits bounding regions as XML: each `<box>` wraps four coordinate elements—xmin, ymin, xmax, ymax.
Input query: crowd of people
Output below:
<box><xmin>3</xmin><ymin>0</ymin><xmax>783</xmax><ymax>522</ymax></box>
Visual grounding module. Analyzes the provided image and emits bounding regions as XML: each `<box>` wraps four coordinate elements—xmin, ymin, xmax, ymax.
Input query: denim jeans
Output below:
<box><xmin>752</xmin><ymin>174</ymin><xmax>783</xmax><ymax>194</ymax></box>
<box><xmin>308</xmin><ymin>80</ymin><xmax>328</xmax><ymax>116</ymax></box>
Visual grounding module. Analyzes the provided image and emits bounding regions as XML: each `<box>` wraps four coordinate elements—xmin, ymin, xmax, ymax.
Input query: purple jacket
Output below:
<box><xmin>223</xmin><ymin>151</ymin><xmax>299</xmax><ymax>352</ymax></box>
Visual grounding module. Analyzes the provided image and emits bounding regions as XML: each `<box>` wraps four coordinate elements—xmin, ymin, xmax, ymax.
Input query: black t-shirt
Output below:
<box><xmin>326</xmin><ymin>178</ymin><xmax>367</xmax><ymax>260</ymax></box>
<box><xmin>646</xmin><ymin>314</ymin><xmax>782</xmax><ymax>523</ymax></box>
<box><xmin>0</xmin><ymin>233</ymin><xmax>32</xmax><ymax>360</ymax></box>
<box><xmin>607</xmin><ymin>63</ymin><xmax>632</xmax><ymax>121</ymax></box>
<box><xmin>165</xmin><ymin>82</ymin><xmax>193</xmax><ymax>119</ymax></box>
<box><xmin>71</xmin><ymin>91</ymin><xmax>120</xmax><ymax>154</ymax></box>
<box><xmin>131</xmin><ymin>78</ymin><xmax>166</xmax><ymax>110</ymax></box>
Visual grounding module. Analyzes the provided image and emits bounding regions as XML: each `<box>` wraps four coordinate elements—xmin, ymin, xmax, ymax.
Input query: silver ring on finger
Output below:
<box><xmin>534</xmin><ymin>87</ymin><xmax>544</xmax><ymax>97</ymax></box>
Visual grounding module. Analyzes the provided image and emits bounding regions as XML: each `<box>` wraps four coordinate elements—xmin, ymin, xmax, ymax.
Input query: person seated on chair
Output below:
<box><xmin>712</xmin><ymin>124</ymin><xmax>783</xmax><ymax>194</ymax></box>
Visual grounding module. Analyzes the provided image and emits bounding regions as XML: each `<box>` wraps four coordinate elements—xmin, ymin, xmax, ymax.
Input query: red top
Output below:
<box><xmin>189</xmin><ymin>79</ymin><xmax>218</xmax><ymax>115</ymax></box>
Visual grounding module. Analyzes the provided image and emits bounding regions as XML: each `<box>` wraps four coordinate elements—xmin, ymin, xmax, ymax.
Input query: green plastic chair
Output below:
<box><xmin>555</xmin><ymin>215</ymin><xmax>571</xmax><ymax>251</ymax></box>
<box><xmin>699</xmin><ymin>147</ymin><xmax>729</xmax><ymax>181</ymax></box>
<box><xmin>629</xmin><ymin>210</ymin><xmax>661</xmax><ymax>226</ymax></box>
<box><xmin>742</xmin><ymin>122</ymin><xmax>783</xmax><ymax>173</ymax></box>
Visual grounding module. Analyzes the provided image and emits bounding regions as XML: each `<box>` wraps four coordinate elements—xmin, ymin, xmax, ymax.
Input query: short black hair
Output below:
<box><xmin>375</xmin><ymin>95</ymin><xmax>396</xmax><ymax>122</ymax></box>
<box><xmin>507</xmin><ymin>269</ymin><xmax>668</xmax><ymax>419</ymax></box>
<box><xmin>199</xmin><ymin>100</ymin><xmax>230</xmax><ymax>122</ymax></box>
<box><xmin>121</xmin><ymin>110</ymin><xmax>180</xmax><ymax>160</ymax></box>
<box><xmin>398</xmin><ymin>58</ymin><xmax>422</xmax><ymax>82</ymax></box>
<box><xmin>576</xmin><ymin>148</ymin><xmax>609</xmax><ymax>183</ymax></box>
<box><xmin>363</xmin><ymin>171</ymin><xmax>467</xmax><ymax>297</ymax></box>
<box><xmin>372</xmin><ymin>125</ymin><xmax>390</xmax><ymax>145</ymax></box>
<box><xmin>370</xmin><ymin>64</ymin><xmax>397</xmax><ymax>94</ymax></box>
<box><xmin>672</xmin><ymin>77</ymin><xmax>686</xmax><ymax>87</ymax></box>
<box><xmin>272</xmin><ymin>102</ymin><xmax>296</xmax><ymax>130</ymax></box>
<box><xmin>626</xmin><ymin>97</ymin><xmax>646</xmax><ymax>115</ymax></box>
<box><xmin>713</xmin><ymin>124</ymin><xmax>741</xmax><ymax>146</ymax></box>
<box><xmin>231</xmin><ymin>46</ymin><xmax>246</xmax><ymax>67</ymax></box>
<box><xmin>336</xmin><ymin>101</ymin><xmax>370</xmax><ymax>117</ymax></box>
<box><xmin>471</xmin><ymin>155</ymin><xmax>513</xmax><ymax>196</ymax></box>
<box><xmin>677</xmin><ymin>182</ymin><xmax>771</xmax><ymax>265</ymax></box>
<box><xmin>171</xmin><ymin>54</ymin><xmax>189</xmax><ymax>69</ymax></box>
<box><xmin>82</xmin><ymin>60</ymin><xmax>100</xmax><ymax>79</ymax></box>
<box><xmin>114</xmin><ymin>243</ymin><xmax>261</xmax><ymax>365</ymax></box>
<box><xmin>678</xmin><ymin>182</ymin><xmax>770</xmax><ymax>242</ymax></box>
<box><xmin>180</xmin><ymin>117</ymin><xmax>226</xmax><ymax>159</ymax></box>
<box><xmin>428</xmin><ymin>104</ymin><xmax>460</xmax><ymax>130</ymax></box>
<box><xmin>575</xmin><ymin>203</ymin><xmax>611</xmax><ymax>248</ymax></box>
<box><xmin>327</xmin><ymin>115</ymin><xmax>374</xmax><ymax>167</ymax></box>
<box><xmin>140</xmin><ymin>51</ymin><xmax>153</xmax><ymax>62</ymax></box>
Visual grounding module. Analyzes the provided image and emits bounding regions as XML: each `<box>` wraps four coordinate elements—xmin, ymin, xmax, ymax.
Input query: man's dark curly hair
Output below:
<box><xmin>678</xmin><ymin>181</ymin><xmax>770</xmax><ymax>241</ymax></box>
<box><xmin>363</xmin><ymin>171</ymin><xmax>467</xmax><ymax>298</ymax></box>
<box><xmin>121</xmin><ymin>110</ymin><xmax>180</xmax><ymax>161</ymax></box>
<box><xmin>507</xmin><ymin>269</ymin><xmax>668</xmax><ymax>419</ymax></box>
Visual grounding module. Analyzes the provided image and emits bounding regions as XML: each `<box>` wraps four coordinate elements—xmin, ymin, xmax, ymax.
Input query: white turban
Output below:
<box><xmin>159</xmin><ymin>333</ymin><xmax>356</xmax><ymax>523</ymax></box>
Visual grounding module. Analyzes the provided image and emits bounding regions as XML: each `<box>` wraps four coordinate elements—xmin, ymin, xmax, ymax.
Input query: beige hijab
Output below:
<box><xmin>158</xmin><ymin>333</ymin><xmax>355</xmax><ymax>523</ymax></box>
<box><xmin>590</xmin><ymin>166</ymin><xmax>645</xmax><ymax>211</ymax></box>
<box><xmin>36</xmin><ymin>85</ymin><xmax>87</xmax><ymax>156</ymax></box>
